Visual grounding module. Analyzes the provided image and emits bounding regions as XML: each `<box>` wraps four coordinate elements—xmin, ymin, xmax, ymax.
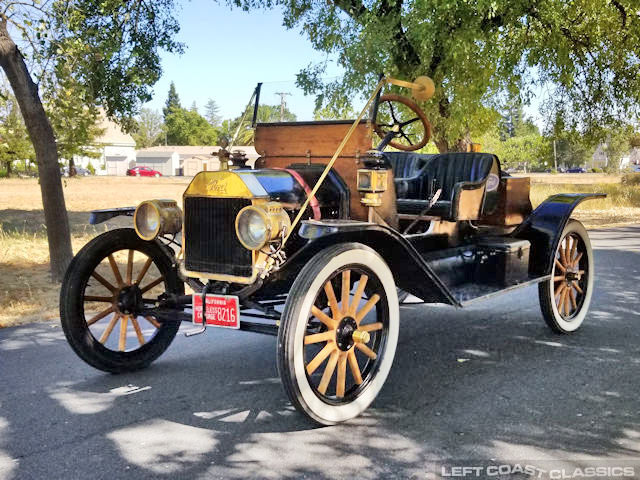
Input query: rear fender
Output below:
<box><xmin>512</xmin><ymin>193</ymin><xmax>605</xmax><ymax>276</ymax></box>
<box><xmin>271</xmin><ymin>221</ymin><xmax>459</xmax><ymax>305</ymax></box>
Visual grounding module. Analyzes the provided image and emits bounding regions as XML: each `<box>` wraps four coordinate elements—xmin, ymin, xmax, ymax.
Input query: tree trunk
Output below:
<box><xmin>0</xmin><ymin>16</ymin><xmax>73</xmax><ymax>281</ymax></box>
<box><xmin>434</xmin><ymin>137</ymin><xmax>449</xmax><ymax>153</ymax></box>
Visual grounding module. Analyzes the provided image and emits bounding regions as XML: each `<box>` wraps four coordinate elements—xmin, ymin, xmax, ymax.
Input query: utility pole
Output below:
<box><xmin>553</xmin><ymin>139</ymin><xmax>557</xmax><ymax>172</ymax></box>
<box><xmin>275</xmin><ymin>92</ymin><xmax>291</xmax><ymax>121</ymax></box>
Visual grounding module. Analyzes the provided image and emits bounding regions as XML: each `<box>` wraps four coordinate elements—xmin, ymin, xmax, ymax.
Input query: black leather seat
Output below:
<box><xmin>386</xmin><ymin>152</ymin><xmax>499</xmax><ymax>221</ymax></box>
<box><xmin>385</xmin><ymin>152</ymin><xmax>435</xmax><ymax>179</ymax></box>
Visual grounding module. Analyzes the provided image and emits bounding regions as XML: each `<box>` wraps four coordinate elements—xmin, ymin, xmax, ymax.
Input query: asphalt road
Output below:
<box><xmin>1</xmin><ymin>226</ymin><xmax>640</xmax><ymax>479</ymax></box>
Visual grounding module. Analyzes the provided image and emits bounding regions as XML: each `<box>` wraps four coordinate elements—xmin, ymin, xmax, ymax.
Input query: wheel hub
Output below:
<box><xmin>116</xmin><ymin>285</ymin><xmax>142</xmax><ymax>315</ymax></box>
<box><xmin>565</xmin><ymin>268</ymin><xmax>580</xmax><ymax>282</ymax></box>
<box><xmin>335</xmin><ymin>317</ymin><xmax>358</xmax><ymax>351</ymax></box>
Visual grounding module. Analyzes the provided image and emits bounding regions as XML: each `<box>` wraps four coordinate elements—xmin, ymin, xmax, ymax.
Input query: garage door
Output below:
<box><xmin>106</xmin><ymin>156</ymin><xmax>127</xmax><ymax>176</ymax></box>
<box><xmin>137</xmin><ymin>157</ymin><xmax>172</xmax><ymax>176</ymax></box>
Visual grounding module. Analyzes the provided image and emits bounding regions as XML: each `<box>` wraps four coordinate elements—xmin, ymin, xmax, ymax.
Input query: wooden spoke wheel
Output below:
<box><xmin>278</xmin><ymin>243</ymin><xmax>399</xmax><ymax>425</ymax></box>
<box><xmin>539</xmin><ymin>219</ymin><xmax>594</xmax><ymax>333</ymax></box>
<box><xmin>60</xmin><ymin>228</ymin><xmax>184</xmax><ymax>373</ymax></box>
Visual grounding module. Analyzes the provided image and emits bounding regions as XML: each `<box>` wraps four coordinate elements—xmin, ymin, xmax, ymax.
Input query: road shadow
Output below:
<box><xmin>1</xmin><ymin>232</ymin><xmax>640</xmax><ymax>478</ymax></box>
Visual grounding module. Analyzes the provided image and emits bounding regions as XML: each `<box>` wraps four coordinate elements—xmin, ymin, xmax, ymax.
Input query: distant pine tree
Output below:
<box><xmin>163</xmin><ymin>82</ymin><xmax>181</xmax><ymax>119</ymax></box>
<box><xmin>204</xmin><ymin>99</ymin><xmax>221</xmax><ymax>127</ymax></box>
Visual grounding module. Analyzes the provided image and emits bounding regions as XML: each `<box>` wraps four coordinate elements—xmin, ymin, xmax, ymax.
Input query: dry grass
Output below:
<box><xmin>0</xmin><ymin>233</ymin><xmax>92</xmax><ymax>327</ymax></box>
<box><xmin>0</xmin><ymin>177</ymin><xmax>189</xmax><ymax>328</ymax></box>
<box><xmin>0</xmin><ymin>175</ymin><xmax>638</xmax><ymax>328</ymax></box>
<box><xmin>517</xmin><ymin>173</ymin><xmax>622</xmax><ymax>184</ymax></box>
<box><xmin>0</xmin><ymin>176</ymin><xmax>189</xmax><ymax>212</ymax></box>
<box><xmin>530</xmin><ymin>182</ymin><xmax>640</xmax><ymax>228</ymax></box>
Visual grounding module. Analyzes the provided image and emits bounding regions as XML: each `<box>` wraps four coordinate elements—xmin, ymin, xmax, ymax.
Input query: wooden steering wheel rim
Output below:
<box><xmin>373</xmin><ymin>94</ymin><xmax>432</xmax><ymax>151</ymax></box>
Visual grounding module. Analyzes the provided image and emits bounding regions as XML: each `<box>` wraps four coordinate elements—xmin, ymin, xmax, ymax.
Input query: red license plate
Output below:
<box><xmin>192</xmin><ymin>294</ymin><xmax>240</xmax><ymax>329</ymax></box>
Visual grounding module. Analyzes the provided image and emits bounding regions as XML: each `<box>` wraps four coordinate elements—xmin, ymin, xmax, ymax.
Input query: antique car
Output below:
<box><xmin>60</xmin><ymin>76</ymin><xmax>604</xmax><ymax>425</ymax></box>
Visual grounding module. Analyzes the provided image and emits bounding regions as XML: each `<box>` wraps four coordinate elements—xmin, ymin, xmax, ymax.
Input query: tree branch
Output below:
<box><xmin>610</xmin><ymin>0</ymin><xmax>627</xmax><ymax>28</ymax></box>
<box><xmin>331</xmin><ymin>0</ymin><xmax>366</xmax><ymax>20</ymax></box>
<box><xmin>2</xmin><ymin>1</ymin><xmax>48</xmax><ymax>16</ymax></box>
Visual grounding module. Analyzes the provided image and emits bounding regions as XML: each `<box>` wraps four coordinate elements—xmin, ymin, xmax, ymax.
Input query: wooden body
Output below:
<box><xmin>483</xmin><ymin>177</ymin><xmax>533</xmax><ymax>226</ymax></box>
<box><xmin>457</xmin><ymin>187</ymin><xmax>486</xmax><ymax>220</ymax></box>
<box><xmin>254</xmin><ymin>121</ymin><xmax>375</xmax><ymax>222</ymax></box>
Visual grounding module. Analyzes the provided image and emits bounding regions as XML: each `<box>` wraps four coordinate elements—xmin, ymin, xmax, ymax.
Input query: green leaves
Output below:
<box><xmin>238</xmin><ymin>0</ymin><xmax>640</xmax><ymax>151</ymax></box>
<box><xmin>132</xmin><ymin>108</ymin><xmax>164</xmax><ymax>149</ymax></box>
<box><xmin>50</xmin><ymin>0</ymin><xmax>184</xmax><ymax>127</ymax></box>
<box><xmin>0</xmin><ymin>93</ymin><xmax>35</xmax><ymax>175</ymax></box>
<box><xmin>164</xmin><ymin>107</ymin><xmax>219</xmax><ymax>146</ymax></box>
<box><xmin>43</xmin><ymin>60</ymin><xmax>105</xmax><ymax>162</ymax></box>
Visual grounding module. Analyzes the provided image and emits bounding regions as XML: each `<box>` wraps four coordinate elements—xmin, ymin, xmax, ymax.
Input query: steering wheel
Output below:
<box><xmin>374</xmin><ymin>94</ymin><xmax>432</xmax><ymax>151</ymax></box>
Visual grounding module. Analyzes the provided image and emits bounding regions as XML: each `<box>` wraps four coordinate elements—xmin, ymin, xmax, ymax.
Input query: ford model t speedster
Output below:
<box><xmin>60</xmin><ymin>76</ymin><xmax>604</xmax><ymax>425</ymax></box>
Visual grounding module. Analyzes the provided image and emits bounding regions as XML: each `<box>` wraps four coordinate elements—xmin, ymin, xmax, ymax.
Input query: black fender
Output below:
<box><xmin>89</xmin><ymin>207</ymin><xmax>135</xmax><ymax>224</ymax></box>
<box><xmin>268</xmin><ymin>220</ymin><xmax>459</xmax><ymax>306</ymax></box>
<box><xmin>512</xmin><ymin>193</ymin><xmax>605</xmax><ymax>276</ymax></box>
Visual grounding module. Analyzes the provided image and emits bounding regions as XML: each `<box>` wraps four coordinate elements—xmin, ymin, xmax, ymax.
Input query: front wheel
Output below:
<box><xmin>60</xmin><ymin>228</ymin><xmax>184</xmax><ymax>373</ymax></box>
<box><xmin>278</xmin><ymin>243</ymin><xmax>399</xmax><ymax>425</ymax></box>
<box><xmin>538</xmin><ymin>219</ymin><xmax>594</xmax><ymax>333</ymax></box>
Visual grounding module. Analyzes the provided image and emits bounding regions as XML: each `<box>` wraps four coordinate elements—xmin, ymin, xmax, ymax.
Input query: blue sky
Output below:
<box><xmin>143</xmin><ymin>0</ymin><xmax>343</xmax><ymax>120</ymax></box>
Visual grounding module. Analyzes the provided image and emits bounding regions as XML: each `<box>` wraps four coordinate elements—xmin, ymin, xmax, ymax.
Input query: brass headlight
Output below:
<box><xmin>235</xmin><ymin>202</ymin><xmax>291</xmax><ymax>250</ymax></box>
<box><xmin>134</xmin><ymin>199</ymin><xmax>182</xmax><ymax>241</ymax></box>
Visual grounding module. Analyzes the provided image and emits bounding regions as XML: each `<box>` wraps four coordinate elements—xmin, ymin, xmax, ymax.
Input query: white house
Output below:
<box><xmin>136</xmin><ymin>145</ymin><xmax>258</xmax><ymax>176</ymax></box>
<box><xmin>591</xmin><ymin>144</ymin><xmax>608</xmax><ymax>169</ymax></box>
<box><xmin>72</xmin><ymin>115</ymin><xmax>136</xmax><ymax>175</ymax></box>
<box><xmin>591</xmin><ymin>143</ymin><xmax>637</xmax><ymax>170</ymax></box>
<box><xmin>135</xmin><ymin>150</ymin><xmax>181</xmax><ymax>176</ymax></box>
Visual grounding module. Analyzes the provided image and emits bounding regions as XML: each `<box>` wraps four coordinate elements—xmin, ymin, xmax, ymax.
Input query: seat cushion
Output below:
<box><xmin>396</xmin><ymin>199</ymin><xmax>452</xmax><ymax>218</ymax></box>
<box><xmin>390</xmin><ymin>152</ymin><xmax>500</xmax><ymax>220</ymax></box>
<box><xmin>385</xmin><ymin>152</ymin><xmax>435</xmax><ymax>178</ymax></box>
<box><xmin>389</xmin><ymin>152</ymin><xmax>497</xmax><ymax>201</ymax></box>
<box><xmin>425</xmin><ymin>152</ymin><xmax>496</xmax><ymax>201</ymax></box>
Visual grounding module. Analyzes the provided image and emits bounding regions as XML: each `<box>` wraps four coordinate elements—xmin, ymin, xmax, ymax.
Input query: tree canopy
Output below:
<box><xmin>46</xmin><ymin>62</ymin><xmax>105</xmax><ymax>167</ymax></box>
<box><xmin>165</xmin><ymin>107</ymin><xmax>218</xmax><ymax>145</ymax></box>
<box><xmin>133</xmin><ymin>108</ymin><xmax>165</xmax><ymax>148</ymax></box>
<box><xmin>0</xmin><ymin>0</ymin><xmax>183</xmax><ymax>279</ymax></box>
<box><xmin>217</xmin><ymin>104</ymin><xmax>297</xmax><ymax>146</ymax></box>
<box><xmin>204</xmin><ymin>99</ymin><xmax>222</xmax><ymax>127</ymax></box>
<box><xmin>229</xmin><ymin>0</ymin><xmax>640</xmax><ymax>152</ymax></box>
<box><xmin>0</xmin><ymin>92</ymin><xmax>34</xmax><ymax>175</ymax></box>
<box><xmin>52</xmin><ymin>0</ymin><xmax>183</xmax><ymax>127</ymax></box>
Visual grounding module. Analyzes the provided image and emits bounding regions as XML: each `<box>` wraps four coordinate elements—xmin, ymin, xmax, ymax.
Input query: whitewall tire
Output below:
<box><xmin>538</xmin><ymin>219</ymin><xmax>594</xmax><ymax>333</ymax></box>
<box><xmin>278</xmin><ymin>243</ymin><xmax>399</xmax><ymax>425</ymax></box>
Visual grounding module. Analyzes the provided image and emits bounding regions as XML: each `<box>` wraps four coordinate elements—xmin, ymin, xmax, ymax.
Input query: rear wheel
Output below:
<box><xmin>278</xmin><ymin>243</ymin><xmax>399</xmax><ymax>425</ymax></box>
<box><xmin>60</xmin><ymin>228</ymin><xmax>184</xmax><ymax>372</ymax></box>
<box><xmin>538</xmin><ymin>219</ymin><xmax>594</xmax><ymax>333</ymax></box>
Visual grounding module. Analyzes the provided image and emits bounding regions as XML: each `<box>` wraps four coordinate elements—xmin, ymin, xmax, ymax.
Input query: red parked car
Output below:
<box><xmin>126</xmin><ymin>166</ymin><xmax>162</xmax><ymax>177</ymax></box>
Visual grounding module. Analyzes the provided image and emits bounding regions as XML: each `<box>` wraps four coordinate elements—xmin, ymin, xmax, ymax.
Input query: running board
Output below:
<box><xmin>451</xmin><ymin>275</ymin><xmax>551</xmax><ymax>307</ymax></box>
